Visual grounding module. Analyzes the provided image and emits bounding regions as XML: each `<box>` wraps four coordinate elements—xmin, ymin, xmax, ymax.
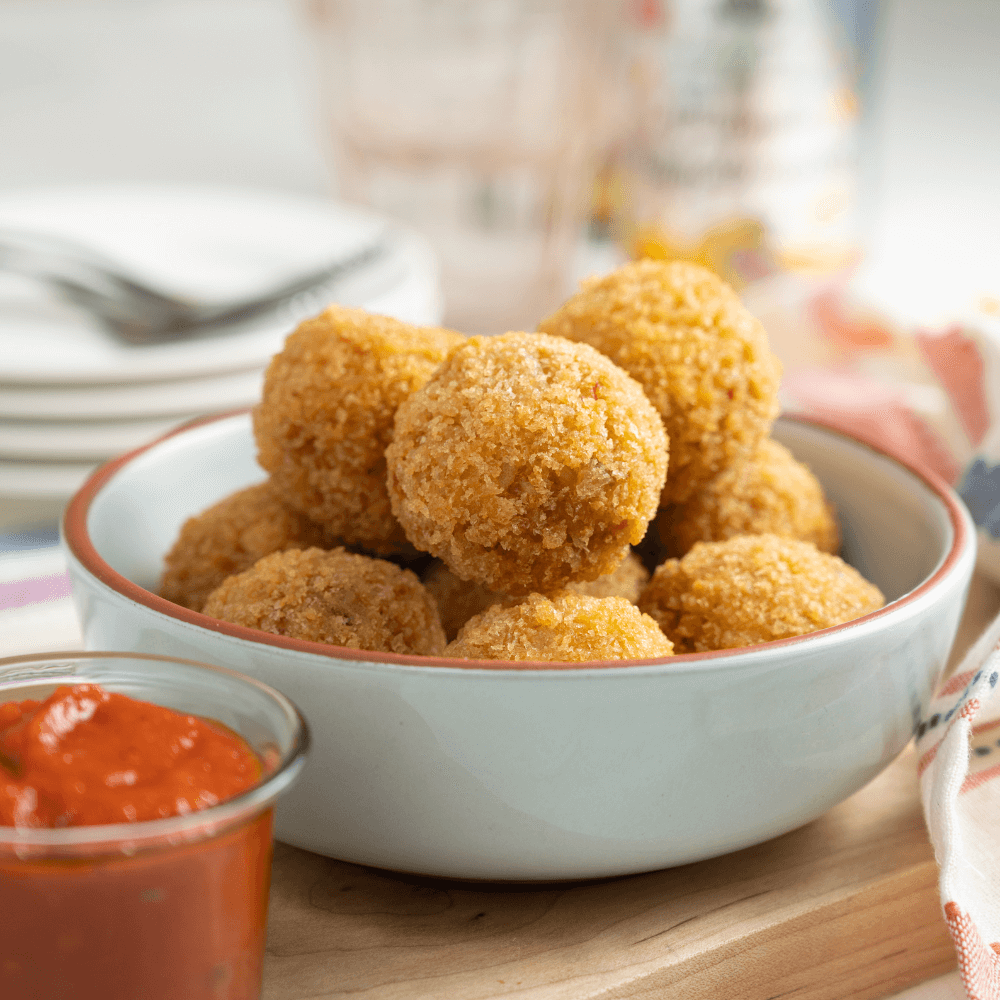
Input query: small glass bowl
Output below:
<box><xmin>0</xmin><ymin>650</ymin><xmax>309</xmax><ymax>1000</ymax></box>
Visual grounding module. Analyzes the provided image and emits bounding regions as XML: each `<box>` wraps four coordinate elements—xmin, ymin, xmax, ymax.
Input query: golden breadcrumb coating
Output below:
<box><xmin>423</xmin><ymin>549</ymin><xmax>650</xmax><ymax>642</ymax></box>
<box><xmin>570</xmin><ymin>549</ymin><xmax>650</xmax><ymax>602</ymax></box>
<box><xmin>657</xmin><ymin>438</ymin><xmax>840</xmax><ymax>557</ymax></box>
<box><xmin>253</xmin><ymin>304</ymin><xmax>464</xmax><ymax>554</ymax></box>
<box><xmin>445</xmin><ymin>591</ymin><xmax>674</xmax><ymax>662</ymax></box>
<box><xmin>386</xmin><ymin>332</ymin><xmax>668</xmax><ymax>596</ymax></box>
<box><xmin>538</xmin><ymin>259</ymin><xmax>782</xmax><ymax>504</ymax></box>
<box><xmin>159</xmin><ymin>482</ymin><xmax>337</xmax><ymax>612</ymax></box>
<box><xmin>638</xmin><ymin>534</ymin><xmax>884</xmax><ymax>652</ymax></box>
<box><xmin>202</xmin><ymin>547</ymin><xmax>446</xmax><ymax>655</ymax></box>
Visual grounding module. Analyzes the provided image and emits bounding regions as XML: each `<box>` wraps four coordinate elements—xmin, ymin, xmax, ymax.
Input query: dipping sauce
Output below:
<box><xmin>0</xmin><ymin>683</ymin><xmax>277</xmax><ymax>1000</ymax></box>
<box><xmin>0</xmin><ymin>684</ymin><xmax>260</xmax><ymax>827</ymax></box>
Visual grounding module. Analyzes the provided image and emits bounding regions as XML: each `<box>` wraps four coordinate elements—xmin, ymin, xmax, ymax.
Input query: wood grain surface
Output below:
<box><xmin>261</xmin><ymin>573</ymin><xmax>1000</xmax><ymax>1000</ymax></box>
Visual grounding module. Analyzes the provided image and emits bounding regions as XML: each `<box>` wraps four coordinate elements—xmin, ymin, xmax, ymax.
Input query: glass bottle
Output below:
<box><xmin>617</xmin><ymin>0</ymin><xmax>861</xmax><ymax>290</ymax></box>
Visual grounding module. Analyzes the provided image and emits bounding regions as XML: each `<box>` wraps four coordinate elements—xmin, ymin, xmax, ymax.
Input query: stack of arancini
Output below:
<box><xmin>159</xmin><ymin>262</ymin><xmax>883</xmax><ymax>662</ymax></box>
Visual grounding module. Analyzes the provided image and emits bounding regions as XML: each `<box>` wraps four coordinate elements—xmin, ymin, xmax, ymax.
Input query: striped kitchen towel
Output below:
<box><xmin>0</xmin><ymin>546</ymin><xmax>82</xmax><ymax>658</ymax></box>
<box><xmin>917</xmin><ymin>608</ymin><xmax>1000</xmax><ymax>1000</ymax></box>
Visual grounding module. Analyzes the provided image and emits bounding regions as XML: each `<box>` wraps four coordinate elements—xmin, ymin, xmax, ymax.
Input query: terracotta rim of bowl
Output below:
<box><xmin>63</xmin><ymin>409</ymin><xmax>973</xmax><ymax>673</ymax></box>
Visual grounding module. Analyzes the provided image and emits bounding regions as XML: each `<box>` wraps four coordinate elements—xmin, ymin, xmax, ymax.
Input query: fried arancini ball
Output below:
<box><xmin>537</xmin><ymin>259</ymin><xmax>782</xmax><ymax>504</ymax></box>
<box><xmin>202</xmin><ymin>547</ymin><xmax>446</xmax><ymax>656</ymax></box>
<box><xmin>571</xmin><ymin>549</ymin><xmax>650</xmax><ymax>602</ymax></box>
<box><xmin>386</xmin><ymin>332</ymin><xmax>668</xmax><ymax>596</ymax></box>
<box><xmin>421</xmin><ymin>562</ymin><xmax>497</xmax><ymax>643</ymax></box>
<box><xmin>423</xmin><ymin>550</ymin><xmax>650</xmax><ymax>641</ymax></box>
<box><xmin>158</xmin><ymin>482</ymin><xmax>338</xmax><ymax>612</ymax></box>
<box><xmin>444</xmin><ymin>591</ymin><xmax>674</xmax><ymax>662</ymax></box>
<box><xmin>253</xmin><ymin>304</ymin><xmax>464</xmax><ymax>555</ymax></box>
<box><xmin>656</xmin><ymin>439</ymin><xmax>840</xmax><ymax>557</ymax></box>
<box><xmin>637</xmin><ymin>534</ymin><xmax>884</xmax><ymax>653</ymax></box>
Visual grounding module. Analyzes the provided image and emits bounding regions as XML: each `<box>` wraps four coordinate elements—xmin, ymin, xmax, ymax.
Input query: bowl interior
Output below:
<box><xmin>772</xmin><ymin>419</ymin><xmax>953</xmax><ymax>602</ymax></box>
<box><xmin>84</xmin><ymin>412</ymin><xmax>954</xmax><ymax>621</ymax></box>
<box><xmin>88</xmin><ymin>415</ymin><xmax>266</xmax><ymax>593</ymax></box>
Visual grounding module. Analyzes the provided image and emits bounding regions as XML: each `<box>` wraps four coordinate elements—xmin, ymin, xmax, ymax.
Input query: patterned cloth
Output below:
<box><xmin>759</xmin><ymin>276</ymin><xmax>1000</xmax><ymax>588</ymax></box>
<box><xmin>754</xmin><ymin>275</ymin><xmax>1000</xmax><ymax>1000</ymax></box>
<box><xmin>918</xmin><ymin>611</ymin><xmax>1000</xmax><ymax>1000</ymax></box>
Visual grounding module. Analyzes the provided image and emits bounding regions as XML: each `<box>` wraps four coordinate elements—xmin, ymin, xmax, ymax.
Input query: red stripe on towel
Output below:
<box><xmin>0</xmin><ymin>573</ymin><xmax>72</xmax><ymax>611</ymax></box>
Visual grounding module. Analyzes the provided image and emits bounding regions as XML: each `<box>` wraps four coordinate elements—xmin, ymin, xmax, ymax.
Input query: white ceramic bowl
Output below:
<box><xmin>63</xmin><ymin>412</ymin><xmax>976</xmax><ymax>880</ymax></box>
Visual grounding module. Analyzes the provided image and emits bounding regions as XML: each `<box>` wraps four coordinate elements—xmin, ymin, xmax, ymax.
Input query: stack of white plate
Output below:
<box><xmin>0</xmin><ymin>185</ymin><xmax>444</xmax><ymax>503</ymax></box>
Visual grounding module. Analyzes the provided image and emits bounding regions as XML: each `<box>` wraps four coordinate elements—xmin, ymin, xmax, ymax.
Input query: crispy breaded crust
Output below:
<box><xmin>424</xmin><ymin>549</ymin><xmax>651</xmax><ymax>642</ymax></box>
<box><xmin>658</xmin><ymin>438</ymin><xmax>840</xmax><ymax>557</ymax></box>
<box><xmin>202</xmin><ymin>546</ymin><xmax>446</xmax><ymax>655</ymax></box>
<box><xmin>159</xmin><ymin>482</ymin><xmax>337</xmax><ymax>612</ymax></box>
<box><xmin>538</xmin><ymin>260</ymin><xmax>782</xmax><ymax>503</ymax></box>
<box><xmin>570</xmin><ymin>549</ymin><xmax>649</xmax><ymax>602</ymax></box>
<box><xmin>638</xmin><ymin>534</ymin><xmax>884</xmax><ymax>652</ymax></box>
<box><xmin>386</xmin><ymin>332</ymin><xmax>668</xmax><ymax>595</ymax></box>
<box><xmin>445</xmin><ymin>591</ymin><xmax>674</xmax><ymax>662</ymax></box>
<box><xmin>253</xmin><ymin>304</ymin><xmax>464</xmax><ymax>554</ymax></box>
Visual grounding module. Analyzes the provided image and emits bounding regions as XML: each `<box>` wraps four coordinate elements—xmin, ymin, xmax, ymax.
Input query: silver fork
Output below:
<box><xmin>0</xmin><ymin>227</ymin><xmax>389</xmax><ymax>345</ymax></box>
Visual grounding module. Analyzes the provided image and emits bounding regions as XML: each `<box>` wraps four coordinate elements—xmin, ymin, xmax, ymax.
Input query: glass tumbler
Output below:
<box><xmin>0</xmin><ymin>651</ymin><xmax>309</xmax><ymax>1000</ymax></box>
<box><xmin>303</xmin><ymin>0</ymin><xmax>621</xmax><ymax>335</ymax></box>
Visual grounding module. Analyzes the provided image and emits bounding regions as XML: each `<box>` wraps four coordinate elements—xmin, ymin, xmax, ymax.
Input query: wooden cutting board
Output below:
<box><xmin>261</xmin><ymin>573</ymin><xmax>1000</xmax><ymax>1000</ymax></box>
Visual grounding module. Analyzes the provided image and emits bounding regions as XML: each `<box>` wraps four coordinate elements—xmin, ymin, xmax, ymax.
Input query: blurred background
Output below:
<box><xmin>2</xmin><ymin>9</ymin><xmax>997</xmax><ymax>996</ymax></box>
<box><xmin>1</xmin><ymin>0</ymin><xmax>999</xmax><ymax>550</ymax></box>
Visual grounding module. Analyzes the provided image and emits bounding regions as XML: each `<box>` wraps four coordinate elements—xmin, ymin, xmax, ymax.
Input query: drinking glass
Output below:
<box><xmin>303</xmin><ymin>0</ymin><xmax>621</xmax><ymax>334</ymax></box>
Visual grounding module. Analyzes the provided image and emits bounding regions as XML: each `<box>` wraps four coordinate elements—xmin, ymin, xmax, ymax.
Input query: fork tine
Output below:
<box><xmin>0</xmin><ymin>227</ymin><xmax>391</xmax><ymax>345</ymax></box>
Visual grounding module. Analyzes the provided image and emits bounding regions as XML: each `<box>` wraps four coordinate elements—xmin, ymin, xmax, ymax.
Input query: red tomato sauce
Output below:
<box><xmin>0</xmin><ymin>684</ymin><xmax>260</xmax><ymax>827</ymax></box>
<box><xmin>0</xmin><ymin>684</ymin><xmax>274</xmax><ymax>1000</ymax></box>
